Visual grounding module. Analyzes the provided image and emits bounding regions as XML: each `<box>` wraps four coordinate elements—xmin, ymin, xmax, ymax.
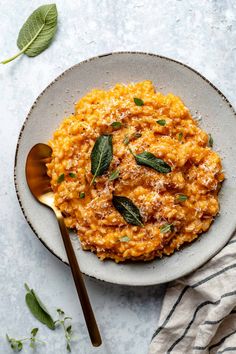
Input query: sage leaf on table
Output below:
<box><xmin>90</xmin><ymin>135</ymin><xmax>113</xmax><ymax>185</ymax></box>
<box><xmin>133</xmin><ymin>151</ymin><xmax>171</xmax><ymax>174</ymax></box>
<box><xmin>112</xmin><ymin>195</ymin><xmax>144</xmax><ymax>226</ymax></box>
<box><xmin>1</xmin><ymin>4</ymin><xmax>58</xmax><ymax>64</ymax></box>
<box><xmin>25</xmin><ymin>283</ymin><xmax>55</xmax><ymax>330</ymax></box>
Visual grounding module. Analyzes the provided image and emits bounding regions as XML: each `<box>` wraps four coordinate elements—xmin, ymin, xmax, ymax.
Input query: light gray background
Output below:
<box><xmin>0</xmin><ymin>1</ymin><xmax>235</xmax><ymax>353</ymax></box>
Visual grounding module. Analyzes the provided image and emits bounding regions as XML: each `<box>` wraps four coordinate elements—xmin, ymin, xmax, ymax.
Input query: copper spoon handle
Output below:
<box><xmin>56</xmin><ymin>212</ymin><xmax>102</xmax><ymax>347</ymax></box>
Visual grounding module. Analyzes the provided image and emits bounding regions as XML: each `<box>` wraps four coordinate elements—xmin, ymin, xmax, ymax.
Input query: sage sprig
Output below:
<box><xmin>112</xmin><ymin>195</ymin><xmax>143</xmax><ymax>226</ymax></box>
<box><xmin>132</xmin><ymin>151</ymin><xmax>171</xmax><ymax>174</ymax></box>
<box><xmin>25</xmin><ymin>283</ymin><xmax>55</xmax><ymax>330</ymax></box>
<box><xmin>119</xmin><ymin>236</ymin><xmax>130</xmax><ymax>242</ymax></box>
<box><xmin>90</xmin><ymin>135</ymin><xmax>113</xmax><ymax>185</ymax></box>
<box><xmin>6</xmin><ymin>328</ymin><xmax>44</xmax><ymax>352</ymax></box>
<box><xmin>55</xmin><ymin>309</ymin><xmax>73</xmax><ymax>352</ymax></box>
<box><xmin>1</xmin><ymin>4</ymin><xmax>58</xmax><ymax>64</ymax></box>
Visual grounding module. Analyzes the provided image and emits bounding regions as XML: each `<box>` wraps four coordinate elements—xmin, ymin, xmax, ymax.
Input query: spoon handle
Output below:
<box><xmin>56</xmin><ymin>212</ymin><xmax>102</xmax><ymax>347</ymax></box>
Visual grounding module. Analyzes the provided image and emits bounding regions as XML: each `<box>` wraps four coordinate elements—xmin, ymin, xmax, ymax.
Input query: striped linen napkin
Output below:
<box><xmin>149</xmin><ymin>234</ymin><xmax>236</xmax><ymax>354</ymax></box>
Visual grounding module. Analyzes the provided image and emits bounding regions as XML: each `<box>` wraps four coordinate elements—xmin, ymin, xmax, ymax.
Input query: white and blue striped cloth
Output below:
<box><xmin>149</xmin><ymin>236</ymin><xmax>236</xmax><ymax>354</ymax></box>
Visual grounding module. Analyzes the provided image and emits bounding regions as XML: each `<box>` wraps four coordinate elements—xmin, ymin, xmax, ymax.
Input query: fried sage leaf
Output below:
<box><xmin>112</xmin><ymin>195</ymin><xmax>143</xmax><ymax>226</ymax></box>
<box><xmin>25</xmin><ymin>283</ymin><xmax>55</xmax><ymax>330</ymax></box>
<box><xmin>134</xmin><ymin>151</ymin><xmax>171</xmax><ymax>174</ymax></box>
<box><xmin>156</xmin><ymin>119</ymin><xmax>166</xmax><ymax>126</ymax></box>
<box><xmin>90</xmin><ymin>135</ymin><xmax>113</xmax><ymax>185</ymax></box>
<box><xmin>134</xmin><ymin>97</ymin><xmax>144</xmax><ymax>106</ymax></box>
<box><xmin>1</xmin><ymin>4</ymin><xmax>58</xmax><ymax>64</ymax></box>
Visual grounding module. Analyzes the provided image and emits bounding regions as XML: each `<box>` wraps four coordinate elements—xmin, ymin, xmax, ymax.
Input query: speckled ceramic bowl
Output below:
<box><xmin>14</xmin><ymin>52</ymin><xmax>236</xmax><ymax>286</ymax></box>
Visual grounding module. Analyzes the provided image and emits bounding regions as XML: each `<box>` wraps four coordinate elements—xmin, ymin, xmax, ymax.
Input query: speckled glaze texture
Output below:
<box><xmin>0</xmin><ymin>1</ymin><xmax>236</xmax><ymax>353</ymax></box>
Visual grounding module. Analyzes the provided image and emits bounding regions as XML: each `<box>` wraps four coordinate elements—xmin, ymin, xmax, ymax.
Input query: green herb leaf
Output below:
<box><xmin>208</xmin><ymin>134</ymin><xmax>213</xmax><ymax>147</ymax></box>
<box><xmin>156</xmin><ymin>119</ymin><xmax>166</xmax><ymax>126</ymax></box>
<box><xmin>134</xmin><ymin>132</ymin><xmax>142</xmax><ymax>138</ymax></box>
<box><xmin>111</xmin><ymin>121</ymin><xmax>122</xmax><ymax>129</ymax></box>
<box><xmin>123</xmin><ymin>135</ymin><xmax>130</xmax><ymax>145</ymax></box>
<box><xmin>69</xmin><ymin>172</ymin><xmax>76</xmax><ymax>178</ymax></box>
<box><xmin>6</xmin><ymin>335</ymin><xmax>23</xmax><ymax>352</ymax></box>
<box><xmin>134</xmin><ymin>151</ymin><xmax>171</xmax><ymax>174</ymax></box>
<box><xmin>112</xmin><ymin>195</ymin><xmax>143</xmax><ymax>226</ymax></box>
<box><xmin>79</xmin><ymin>192</ymin><xmax>85</xmax><ymax>199</ymax></box>
<box><xmin>176</xmin><ymin>194</ymin><xmax>188</xmax><ymax>202</ymax></box>
<box><xmin>90</xmin><ymin>135</ymin><xmax>113</xmax><ymax>185</ymax></box>
<box><xmin>25</xmin><ymin>284</ymin><xmax>55</xmax><ymax>330</ymax></box>
<box><xmin>109</xmin><ymin>170</ymin><xmax>120</xmax><ymax>181</ymax></box>
<box><xmin>119</xmin><ymin>236</ymin><xmax>130</xmax><ymax>242</ymax></box>
<box><xmin>57</xmin><ymin>173</ymin><xmax>65</xmax><ymax>183</ymax></box>
<box><xmin>160</xmin><ymin>223</ymin><xmax>173</xmax><ymax>233</ymax></box>
<box><xmin>178</xmin><ymin>132</ymin><xmax>183</xmax><ymax>141</ymax></box>
<box><xmin>134</xmin><ymin>97</ymin><xmax>144</xmax><ymax>106</ymax></box>
<box><xmin>66</xmin><ymin>325</ymin><xmax>72</xmax><ymax>334</ymax></box>
<box><xmin>31</xmin><ymin>328</ymin><xmax>38</xmax><ymax>337</ymax></box>
<box><xmin>1</xmin><ymin>4</ymin><xmax>58</xmax><ymax>64</ymax></box>
<box><xmin>57</xmin><ymin>308</ymin><xmax>65</xmax><ymax>315</ymax></box>
<box><xmin>55</xmin><ymin>309</ymin><xmax>73</xmax><ymax>352</ymax></box>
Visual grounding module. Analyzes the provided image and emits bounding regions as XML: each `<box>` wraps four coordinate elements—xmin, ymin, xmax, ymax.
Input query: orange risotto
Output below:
<box><xmin>47</xmin><ymin>81</ymin><xmax>224</xmax><ymax>262</ymax></box>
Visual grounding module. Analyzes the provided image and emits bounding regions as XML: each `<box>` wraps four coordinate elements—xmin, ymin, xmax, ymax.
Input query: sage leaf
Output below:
<box><xmin>112</xmin><ymin>195</ymin><xmax>143</xmax><ymax>226</ymax></box>
<box><xmin>156</xmin><ymin>119</ymin><xmax>166</xmax><ymax>126</ymax></box>
<box><xmin>79</xmin><ymin>192</ymin><xmax>85</xmax><ymax>199</ymax></box>
<box><xmin>119</xmin><ymin>236</ymin><xmax>130</xmax><ymax>242</ymax></box>
<box><xmin>134</xmin><ymin>97</ymin><xmax>144</xmax><ymax>106</ymax></box>
<box><xmin>160</xmin><ymin>224</ymin><xmax>173</xmax><ymax>233</ymax></box>
<box><xmin>176</xmin><ymin>194</ymin><xmax>188</xmax><ymax>202</ymax></box>
<box><xmin>57</xmin><ymin>173</ymin><xmax>65</xmax><ymax>183</ymax></box>
<box><xmin>111</xmin><ymin>121</ymin><xmax>122</xmax><ymax>129</ymax></box>
<box><xmin>25</xmin><ymin>284</ymin><xmax>55</xmax><ymax>330</ymax></box>
<box><xmin>1</xmin><ymin>4</ymin><xmax>58</xmax><ymax>64</ymax></box>
<box><xmin>69</xmin><ymin>172</ymin><xmax>76</xmax><ymax>178</ymax></box>
<box><xmin>109</xmin><ymin>169</ymin><xmax>119</xmax><ymax>181</ymax></box>
<box><xmin>31</xmin><ymin>328</ymin><xmax>39</xmax><ymax>337</ymax></box>
<box><xmin>57</xmin><ymin>308</ymin><xmax>65</xmax><ymax>315</ymax></box>
<box><xmin>123</xmin><ymin>135</ymin><xmax>130</xmax><ymax>145</ymax></box>
<box><xmin>134</xmin><ymin>151</ymin><xmax>171</xmax><ymax>174</ymax></box>
<box><xmin>6</xmin><ymin>335</ymin><xmax>23</xmax><ymax>352</ymax></box>
<box><xmin>208</xmin><ymin>134</ymin><xmax>213</xmax><ymax>147</ymax></box>
<box><xmin>90</xmin><ymin>135</ymin><xmax>113</xmax><ymax>185</ymax></box>
<box><xmin>178</xmin><ymin>132</ymin><xmax>183</xmax><ymax>141</ymax></box>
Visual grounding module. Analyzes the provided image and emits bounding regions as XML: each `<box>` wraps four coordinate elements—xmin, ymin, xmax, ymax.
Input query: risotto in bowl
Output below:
<box><xmin>46</xmin><ymin>80</ymin><xmax>224</xmax><ymax>263</ymax></box>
